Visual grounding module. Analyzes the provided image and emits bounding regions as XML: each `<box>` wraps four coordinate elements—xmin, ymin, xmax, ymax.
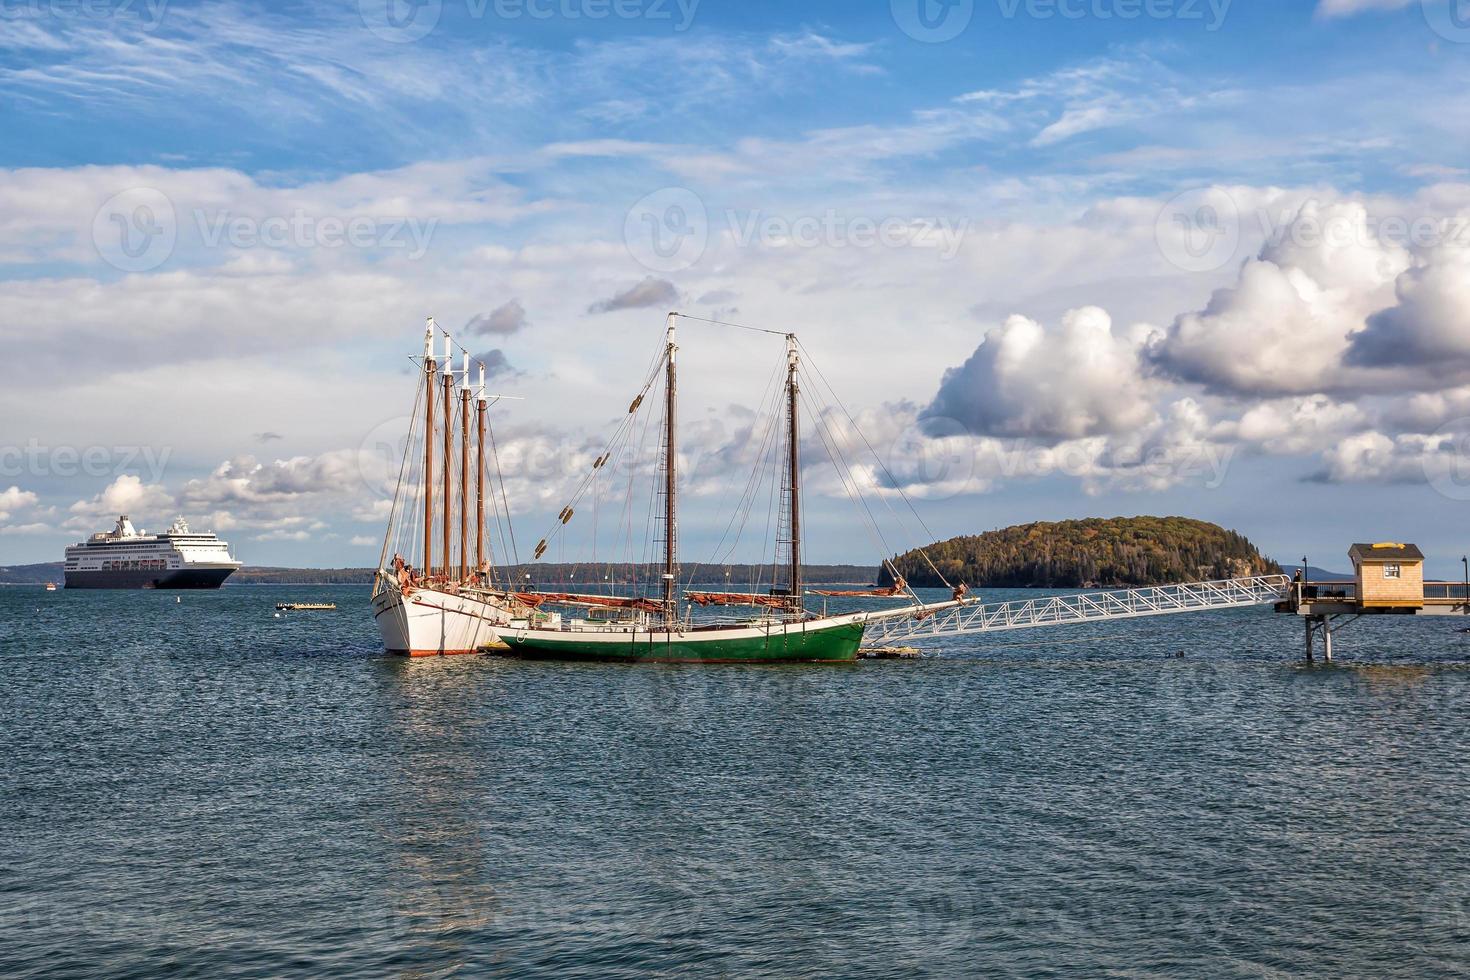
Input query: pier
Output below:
<box><xmin>859</xmin><ymin>541</ymin><xmax>1470</xmax><ymax>663</ymax></box>
<box><xmin>862</xmin><ymin>575</ymin><xmax>1292</xmax><ymax>647</ymax></box>
<box><xmin>1273</xmin><ymin>543</ymin><xmax>1470</xmax><ymax>662</ymax></box>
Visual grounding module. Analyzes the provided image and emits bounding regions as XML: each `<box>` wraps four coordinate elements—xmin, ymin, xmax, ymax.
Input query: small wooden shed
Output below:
<box><xmin>1348</xmin><ymin>542</ymin><xmax>1425</xmax><ymax>609</ymax></box>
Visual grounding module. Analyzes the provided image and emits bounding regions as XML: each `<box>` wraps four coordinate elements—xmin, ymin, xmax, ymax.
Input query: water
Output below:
<box><xmin>3</xmin><ymin>585</ymin><xmax>1469</xmax><ymax>978</ymax></box>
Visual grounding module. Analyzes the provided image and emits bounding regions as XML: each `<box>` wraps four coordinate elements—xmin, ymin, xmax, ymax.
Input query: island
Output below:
<box><xmin>881</xmin><ymin>517</ymin><xmax>1281</xmax><ymax>590</ymax></box>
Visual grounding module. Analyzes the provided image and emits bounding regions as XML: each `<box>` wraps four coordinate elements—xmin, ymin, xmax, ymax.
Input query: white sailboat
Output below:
<box><xmin>371</xmin><ymin>321</ymin><xmax>529</xmax><ymax>656</ymax></box>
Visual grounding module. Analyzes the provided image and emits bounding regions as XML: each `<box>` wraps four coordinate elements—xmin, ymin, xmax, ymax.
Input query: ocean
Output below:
<box><xmin>3</xmin><ymin>584</ymin><xmax>1469</xmax><ymax>977</ymax></box>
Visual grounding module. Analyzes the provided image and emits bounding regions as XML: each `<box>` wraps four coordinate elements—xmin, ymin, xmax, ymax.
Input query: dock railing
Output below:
<box><xmin>863</xmin><ymin>575</ymin><xmax>1292</xmax><ymax>646</ymax></box>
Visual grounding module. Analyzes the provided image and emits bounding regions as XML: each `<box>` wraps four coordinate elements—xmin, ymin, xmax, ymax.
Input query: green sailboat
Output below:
<box><xmin>496</xmin><ymin>314</ymin><xmax>925</xmax><ymax>664</ymax></box>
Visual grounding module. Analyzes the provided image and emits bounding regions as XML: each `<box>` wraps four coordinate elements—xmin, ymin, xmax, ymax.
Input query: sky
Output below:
<box><xmin>2</xmin><ymin>0</ymin><xmax>1470</xmax><ymax>575</ymax></box>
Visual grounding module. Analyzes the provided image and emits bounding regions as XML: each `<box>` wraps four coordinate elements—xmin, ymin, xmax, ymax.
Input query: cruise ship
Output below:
<box><xmin>64</xmin><ymin>515</ymin><xmax>242</xmax><ymax>589</ymax></box>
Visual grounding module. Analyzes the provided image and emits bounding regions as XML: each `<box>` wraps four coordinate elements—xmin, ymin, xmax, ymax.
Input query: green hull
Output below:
<box><xmin>498</xmin><ymin>619</ymin><xmax>865</xmax><ymax>664</ymax></box>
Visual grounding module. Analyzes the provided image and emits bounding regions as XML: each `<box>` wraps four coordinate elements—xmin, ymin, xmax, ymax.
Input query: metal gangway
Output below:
<box><xmin>861</xmin><ymin>575</ymin><xmax>1292</xmax><ymax>647</ymax></box>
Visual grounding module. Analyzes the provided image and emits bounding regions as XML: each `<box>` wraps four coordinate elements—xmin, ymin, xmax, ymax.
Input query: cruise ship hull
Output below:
<box><xmin>372</xmin><ymin>583</ymin><xmax>513</xmax><ymax>656</ymax></box>
<box><xmin>64</xmin><ymin>567</ymin><xmax>237</xmax><ymax>590</ymax></box>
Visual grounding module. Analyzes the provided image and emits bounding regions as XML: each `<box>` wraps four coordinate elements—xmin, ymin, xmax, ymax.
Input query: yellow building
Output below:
<box><xmin>1348</xmin><ymin>542</ymin><xmax>1425</xmax><ymax>609</ymax></box>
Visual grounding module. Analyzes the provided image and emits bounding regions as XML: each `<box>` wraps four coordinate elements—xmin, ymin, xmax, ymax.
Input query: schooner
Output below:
<box><xmin>494</xmin><ymin>314</ymin><xmax>968</xmax><ymax>663</ymax></box>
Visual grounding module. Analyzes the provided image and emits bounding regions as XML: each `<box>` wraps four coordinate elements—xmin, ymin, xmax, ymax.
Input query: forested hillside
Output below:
<box><xmin>882</xmin><ymin>517</ymin><xmax>1280</xmax><ymax>589</ymax></box>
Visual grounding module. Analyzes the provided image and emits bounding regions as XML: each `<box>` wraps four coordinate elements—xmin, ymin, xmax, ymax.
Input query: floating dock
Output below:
<box><xmin>275</xmin><ymin>602</ymin><xmax>337</xmax><ymax>611</ymax></box>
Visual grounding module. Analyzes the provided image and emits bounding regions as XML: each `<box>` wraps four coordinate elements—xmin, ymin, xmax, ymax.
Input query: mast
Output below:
<box><xmin>476</xmin><ymin>364</ymin><xmax>487</xmax><ymax>585</ymax></box>
<box><xmin>423</xmin><ymin>320</ymin><xmax>436</xmax><ymax>578</ymax></box>
<box><xmin>785</xmin><ymin>334</ymin><xmax>803</xmax><ymax>615</ymax></box>
<box><xmin>662</xmin><ymin>312</ymin><xmax>679</xmax><ymax>628</ymax></box>
<box><xmin>441</xmin><ymin>334</ymin><xmax>453</xmax><ymax>581</ymax></box>
<box><xmin>459</xmin><ymin>352</ymin><xmax>470</xmax><ymax>584</ymax></box>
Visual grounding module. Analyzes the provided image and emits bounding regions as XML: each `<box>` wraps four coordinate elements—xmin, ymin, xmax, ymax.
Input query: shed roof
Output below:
<box><xmin>1349</xmin><ymin>542</ymin><xmax>1425</xmax><ymax>562</ymax></box>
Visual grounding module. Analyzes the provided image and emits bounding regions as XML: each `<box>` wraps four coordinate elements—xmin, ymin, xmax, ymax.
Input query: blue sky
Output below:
<box><xmin>3</xmin><ymin>0</ymin><xmax>1470</xmax><ymax>575</ymax></box>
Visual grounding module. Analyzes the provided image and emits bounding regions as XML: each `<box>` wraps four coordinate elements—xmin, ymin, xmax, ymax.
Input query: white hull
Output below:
<box><xmin>371</xmin><ymin>583</ymin><xmax>514</xmax><ymax>657</ymax></box>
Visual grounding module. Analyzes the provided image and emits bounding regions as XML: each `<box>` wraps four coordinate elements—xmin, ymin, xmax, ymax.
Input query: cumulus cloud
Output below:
<box><xmin>1346</xmin><ymin>244</ymin><xmax>1470</xmax><ymax>372</ymax></box>
<box><xmin>588</xmin><ymin>277</ymin><xmax>679</xmax><ymax>314</ymax></box>
<box><xmin>1227</xmin><ymin>395</ymin><xmax>1369</xmax><ymax>456</ymax></box>
<box><xmin>0</xmin><ymin>485</ymin><xmax>39</xmax><ymax>523</ymax></box>
<box><xmin>1310</xmin><ymin>430</ymin><xmax>1465</xmax><ymax>484</ymax></box>
<box><xmin>66</xmin><ymin>474</ymin><xmax>175</xmax><ymax>528</ymax></box>
<box><xmin>923</xmin><ymin>306</ymin><xmax>1156</xmax><ymax>442</ymax></box>
<box><xmin>466</xmin><ymin>300</ymin><xmax>528</xmax><ymax>336</ymax></box>
<box><xmin>1151</xmin><ymin>199</ymin><xmax>1410</xmax><ymax>396</ymax></box>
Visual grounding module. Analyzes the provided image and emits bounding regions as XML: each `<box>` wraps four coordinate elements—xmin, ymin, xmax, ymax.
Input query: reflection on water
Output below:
<box><xmin>3</xmin><ymin>585</ymin><xmax>1469</xmax><ymax>976</ymax></box>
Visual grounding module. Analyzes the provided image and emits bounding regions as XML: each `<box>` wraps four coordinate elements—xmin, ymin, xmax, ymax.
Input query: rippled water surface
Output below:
<box><xmin>4</xmin><ymin>584</ymin><xmax>1470</xmax><ymax>978</ymax></box>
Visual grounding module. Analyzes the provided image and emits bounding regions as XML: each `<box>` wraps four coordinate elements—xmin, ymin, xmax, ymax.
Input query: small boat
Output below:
<box><xmin>275</xmin><ymin>602</ymin><xmax>337</xmax><ymax>611</ymax></box>
<box><xmin>44</xmin><ymin>582</ymin><xmax>57</xmax><ymax>592</ymax></box>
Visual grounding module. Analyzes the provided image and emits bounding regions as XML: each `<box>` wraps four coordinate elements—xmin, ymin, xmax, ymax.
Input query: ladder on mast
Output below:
<box><xmin>860</xmin><ymin>575</ymin><xmax>1292</xmax><ymax>647</ymax></box>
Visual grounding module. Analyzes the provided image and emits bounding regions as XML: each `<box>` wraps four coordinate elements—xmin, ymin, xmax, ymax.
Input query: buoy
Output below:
<box><xmin>176</xmin><ymin>596</ymin><xmax>181</xmax><ymax>604</ymax></box>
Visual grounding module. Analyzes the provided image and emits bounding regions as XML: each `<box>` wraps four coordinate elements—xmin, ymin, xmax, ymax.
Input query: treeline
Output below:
<box><xmin>881</xmin><ymin>517</ymin><xmax>1281</xmax><ymax>589</ymax></box>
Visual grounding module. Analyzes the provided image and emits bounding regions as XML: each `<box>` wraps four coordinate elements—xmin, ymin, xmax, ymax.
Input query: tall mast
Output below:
<box><xmin>786</xmin><ymin>334</ymin><xmax>803</xmax><ymax>615</ymax></box>
<box><xmin>662</xmin><ymin>312</ymin><xmax>679</xmax><ymax>628</ymax></box>
<box><xmin>459</xmin><ymin>352</ymin><xmax>470</xmax><ymax>584</ymax></box>
<box><xmin>476</xmin><ymin>364</ymin><xmax>487</xmax><ymax>585</ymax></box>
<box><xmin>441</xmin><ymin>334</ymin><xmax>454</xmax><ymax>581</ymax></box>
<box><xmin>423</xmin><ymin>319</ymin><xmax>436</xmax><ymax>578</ymax></box>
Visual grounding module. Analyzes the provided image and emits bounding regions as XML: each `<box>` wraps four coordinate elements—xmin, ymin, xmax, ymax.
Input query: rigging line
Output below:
<box><xmin>797</xmin><ymin>386</ymin><xmax>894</xmax><ymax>576</ymax></box>
<box><xmin>672</xmin><ymin>312</ymin><xmax>790</xmax><ymax>338</ymax></box>
<box><xmin>379</xmin><ymin>371</ymin><xmax>426</xmax><ymax>585</ymax></box>
<box><xmin>797</xmin><ymin>384</ymin><xmax>923</xmax><ymax>605</ymax></box>
<box><xmin>686</xmin><ymin>358</ymin><xmax>786</xmax><ymax>588</ymax></box>
<box><xmin>531</xmin><ymin>347</ymin><xmax>669</xmax><ymax>558</ymax></box>
<box><xmin>484</xmin><ymin>414</ymin><xmax>520</xmax><ymax>569</ymax></box>
<box><xmin>756</xmin><ymin>391</ymin><xmax>784</xmax><ymax>595</ymax></box>
<box><xmin>699</xmin><ymin>389</ymin><xmax>783</xmax><ymax>579</ymax></box>
<box><xmin>796</xmin><ymin>337</ymin><xmax>954</xmax><ymax>589</ymax></box>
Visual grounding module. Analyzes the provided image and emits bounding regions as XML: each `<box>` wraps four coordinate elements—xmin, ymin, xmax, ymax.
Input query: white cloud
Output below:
<box><xmin>66</xmin><ymin>475</ymin><xmax>174</xmax><ymax>529</ymax></box>
<box><xmin>0</xmin><ymin>485</ymin><xmax>40</xmax><ymax>523</ymax></box>
<box><xmin>1151</xmin><ymin>198</ymin><xmax>1412</xmax><ymax>395</ymax></box>
<box><xmin>1229</xmin><ymin>395</ymin><xmax>1369</xmax><ymax>456</ymax></box>
<box><xmin>924</xmin><ymin>306</ymin><xmax>1157</xmax><ymax>441</ymax></box>
<box><xmin>1347</xmin><ymin>243</ymin><xmax>1470</xmax><ymax>372</ymax></box>
<box><xmin>1313</xmin><ymin>429</ymin><xmax>1462</xmax><ymax>484</ymax></box>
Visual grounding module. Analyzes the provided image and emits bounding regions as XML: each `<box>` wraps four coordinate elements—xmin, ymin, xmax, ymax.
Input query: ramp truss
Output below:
<box><xmin>861</xmin><ymin>575</ymin><xmax>1292</xmax><ymax>647</ymax></box>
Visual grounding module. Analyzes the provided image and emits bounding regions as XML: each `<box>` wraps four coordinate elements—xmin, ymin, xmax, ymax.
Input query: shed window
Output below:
<box><xmin>1384</xmin><ymin>563</ymin><xmax>1402</xmax><ymax>579</ymax></box>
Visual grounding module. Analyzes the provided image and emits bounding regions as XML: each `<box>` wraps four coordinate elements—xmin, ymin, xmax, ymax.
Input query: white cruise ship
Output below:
<box><xmin>63</xmin><ymin>515</ymin><xmax>242</xmax><ymax>589</ymax></box>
